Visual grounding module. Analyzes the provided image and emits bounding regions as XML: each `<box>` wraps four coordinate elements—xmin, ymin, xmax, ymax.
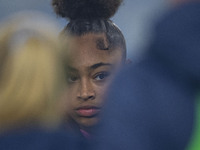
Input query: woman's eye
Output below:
<box><xmin>67</xmin><ymin>75</ymin><xmax>78</xmax><ymax>82</ymax></box>
<box><xmin>94</xmin><ymin>72</ymin><xmax>110</xmax><ymax>81</ymax></box>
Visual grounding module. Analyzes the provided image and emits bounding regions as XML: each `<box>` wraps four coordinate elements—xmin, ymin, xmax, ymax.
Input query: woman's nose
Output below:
<box><xmin>77</xmin><ymin>79</ymin><xmax>95</xmax><ymax>101</ymax></box>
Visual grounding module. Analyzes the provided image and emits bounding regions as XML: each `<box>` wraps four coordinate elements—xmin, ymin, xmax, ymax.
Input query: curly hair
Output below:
<box><xmin>52</xmin><ymin>0</ymin><xmax>126</xmax><ymax>60</ymax></box>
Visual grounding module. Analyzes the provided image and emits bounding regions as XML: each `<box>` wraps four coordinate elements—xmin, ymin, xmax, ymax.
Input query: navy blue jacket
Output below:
<box><xmin>0</xmin><ymin>128</ymin><xmax>87</xmax><ymax>150</ymax></box>
<box><xmin>95</xmin><ymin>2</ymin><xmax>200</xmax><ymax>150</ymax></box>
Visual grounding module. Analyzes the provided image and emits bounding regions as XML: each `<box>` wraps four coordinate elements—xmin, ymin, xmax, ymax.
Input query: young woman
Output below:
<box><xmin>52</xmin><ymin>0</ymin><xmax>127</xmax><ymax>138</ymax></box>
<box><xmin>0</xmin><ymin>12</ymin><xmax>86</xmax><ymax>150</ymax></box>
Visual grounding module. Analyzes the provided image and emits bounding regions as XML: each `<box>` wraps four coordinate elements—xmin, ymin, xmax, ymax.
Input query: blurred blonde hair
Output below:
<box><xmin>0</xmin><ymin>12</ymin><xmax>68</xmax><ymax>132</ymax></box>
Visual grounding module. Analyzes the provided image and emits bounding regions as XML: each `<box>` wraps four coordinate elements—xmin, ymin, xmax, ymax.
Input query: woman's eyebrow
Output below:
<box><xmin>66</xmin><ymin>66</ymin><xmax>78</xmax><ymax>72</ymax></box>
<box><xmin>90</xmin><ymin>62</ymin><xmax>112</xmax><ymax>70</ymax></box>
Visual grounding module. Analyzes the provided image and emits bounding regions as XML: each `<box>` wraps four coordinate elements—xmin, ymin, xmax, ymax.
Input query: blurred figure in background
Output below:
<box><xmin>0</xmin><ymin>12</ymin><xmax>86</xmax><ymax>150</ymax></box>
<box><xmin>95</xmin><ymin>0</ymin><xmax>200</xmax><ymax>150</ymax></box>
<box><xmin>51</xmin><ymin>0</ymin><xmax>127</xmax><ymax>138</ymax></box>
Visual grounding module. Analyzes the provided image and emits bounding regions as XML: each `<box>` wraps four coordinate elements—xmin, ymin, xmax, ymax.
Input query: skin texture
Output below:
<box><xmin>65</xmin><ymin>33</ymin><xmax>123</xmax><ymax>133</ymax></box>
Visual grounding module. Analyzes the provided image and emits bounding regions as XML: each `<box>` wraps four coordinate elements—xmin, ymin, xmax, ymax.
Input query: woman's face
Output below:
<box><xmin>65</xmin><ymin>33</ymin><xmax>123</xmax><ymax>130</ymax></box>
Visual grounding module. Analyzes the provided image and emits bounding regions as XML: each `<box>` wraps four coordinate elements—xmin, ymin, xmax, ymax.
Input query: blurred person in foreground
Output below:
<box><xmin>0</xmin><ymin>12</ymin><xmax>86</xmax><ymax>150</ymax></box>
<box><xmin>94</xmin><ymin>1</ymin><xmax>200</xmax><ymax>150</ymax></box>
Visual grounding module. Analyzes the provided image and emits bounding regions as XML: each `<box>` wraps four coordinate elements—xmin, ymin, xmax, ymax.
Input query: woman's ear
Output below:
<box><xmin>125</xmin><ymin>59</ymin><xmax>132</xmax><ymax>65</ymax></box>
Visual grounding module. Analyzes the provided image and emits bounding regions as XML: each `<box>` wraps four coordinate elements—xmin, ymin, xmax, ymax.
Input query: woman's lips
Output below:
<box><xmin>76</xmin><ymin>107</ymin><xmax>100</xmax><ymax>117</ymax></box>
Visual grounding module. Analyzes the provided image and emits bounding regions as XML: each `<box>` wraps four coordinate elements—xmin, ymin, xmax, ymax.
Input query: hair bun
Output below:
<box><xmin>52</xmin><ymin>0</ymin><xmax>123</xmax><ymax>20</ymax></box>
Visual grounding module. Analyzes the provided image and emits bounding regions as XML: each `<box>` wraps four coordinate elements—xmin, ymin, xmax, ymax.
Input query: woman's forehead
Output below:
<box><xmin>68</xmin><ymin>50</ymin><xmax>121</xmax><ymax>69</ymax></box>
<box><xmin>66</xmin><ymin>33</ymin><xmax>123</xmax><ymax>70</ymax></box>
<box><xmin>67</xmin><ymin>48</ymin><xmax>122</xmax><ymax>72</ymax></box>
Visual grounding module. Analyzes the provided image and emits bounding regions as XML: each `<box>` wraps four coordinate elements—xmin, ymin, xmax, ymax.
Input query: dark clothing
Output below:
<box><xmin>95</xmin><ymin>2</ymin><xmax>200</xmax><ymax>150</ymax></box>
<box><xmin>0</xmin><ymin>128</ymin><xmax>87</xmax><ymax>150</ymax></box>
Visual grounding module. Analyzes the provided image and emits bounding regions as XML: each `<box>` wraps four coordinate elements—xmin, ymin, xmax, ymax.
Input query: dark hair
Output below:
<box><xmin>52</xmin><ymin>0</ymin><xmax>126</xmax><ymax>59</ymax></box>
